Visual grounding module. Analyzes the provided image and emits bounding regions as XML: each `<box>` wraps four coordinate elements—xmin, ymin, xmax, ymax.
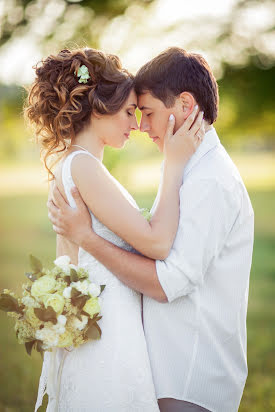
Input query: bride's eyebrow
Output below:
<box><xmin>128</xmin><ymin>103</ymin><xmax>137</xmax><ymax>108</ymax></box>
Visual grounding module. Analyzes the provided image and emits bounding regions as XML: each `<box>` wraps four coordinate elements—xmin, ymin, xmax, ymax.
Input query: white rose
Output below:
<box><xmin>71</xmin><ymin>315</ymin><xmax>88</xmax><ymax>331</ymax></box>
<box><xmin>22</xmin><ymin>295</ymin><xmax>40</xmax><ymax>308</ymax></box>
<box><xmin>35</xmin><ymin>326</ymin><xmax>59</xmax><ymax>347</ymax></box>
<box><xmin>54</xmin><ymin>255</ymin><xmax>71</xmax><ymax>274</ymax></box>
<box><xmin>53</xmin><ymin>323</ymin><xmax>66</xmax><ymax>335</ymax></box>
<box><xmin>88</xmin><ymin>283</ymin><xmax>101</xmax><ymax>298</ymax></box>
<box><xmin>42</xmin><ymin>293</ymin><xmax>65</xmax><ymax>314</ymax></box>
<box><xmin>57</xmin><ymin>314</ymin><xmax>67</xmax><ymax>326</ymax></box>
<box><xmin>71</xmin><ymin>280</ymin><xmax>89</xmax><ymax>295</ymax></box>
<box><xmin>69</xmin><ymin>264</ymin><xmax>78</xmax><ymax>271</ymax></box>
<box><xmin>31</xmin><ymin>275</ymin><xmax>56</xmax><ymax>298</ymax></box>
<box><xmin>63</xmin><ymin>287</ymin><xmax>72</xmax><ymax>299</ymax></box>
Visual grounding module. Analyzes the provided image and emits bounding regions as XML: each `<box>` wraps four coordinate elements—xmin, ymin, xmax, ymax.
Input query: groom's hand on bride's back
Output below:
<box><xmin>47</xmin><ymin>183</ymin><xmax>93</xmax><ymax>246</ymax></box>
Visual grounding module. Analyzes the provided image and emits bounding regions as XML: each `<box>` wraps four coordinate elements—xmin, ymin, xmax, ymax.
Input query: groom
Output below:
<box><xmin>48</xmin><ymin>48</ymin><xmax>254</xmax><ymax>412</ymax></box>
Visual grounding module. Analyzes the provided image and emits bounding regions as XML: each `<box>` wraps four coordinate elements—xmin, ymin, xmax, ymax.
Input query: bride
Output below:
<box><xmin>24</xmin><ymin>47</ymin><xmax>204</xmax><ymax>411</ymax></box>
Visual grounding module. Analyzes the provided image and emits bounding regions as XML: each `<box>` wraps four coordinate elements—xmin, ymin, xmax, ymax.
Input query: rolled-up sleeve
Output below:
<box><xmin>156</xmin><ymin>178</ymin><xmax>238</xmax><ymax>302</ymax></box>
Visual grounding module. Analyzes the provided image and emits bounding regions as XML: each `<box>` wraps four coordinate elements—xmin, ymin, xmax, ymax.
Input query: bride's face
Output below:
<box><xmin>95</xmin><ymin>89</ymin><xmax>138</xmax><ymax>148</ymax></box>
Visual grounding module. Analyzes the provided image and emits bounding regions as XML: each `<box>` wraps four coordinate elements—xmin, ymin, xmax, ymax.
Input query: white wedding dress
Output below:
<box><xmin>34</xmin><ymin>150</ymin><xmax>159</xmax><ymax>412</ymax></box>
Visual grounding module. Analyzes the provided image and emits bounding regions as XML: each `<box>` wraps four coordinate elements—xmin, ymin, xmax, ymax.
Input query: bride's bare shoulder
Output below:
<box><xmin>52</xmin><ymin>157</ymin><xmax>67</xmax><ymax>199</ymax></box>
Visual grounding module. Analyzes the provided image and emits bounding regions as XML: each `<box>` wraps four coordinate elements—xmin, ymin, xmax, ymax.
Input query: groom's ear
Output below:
<box><xmin>179</xmin><ymin>92</ymin><xmax>197</xmax><ymax>119</ymax></box>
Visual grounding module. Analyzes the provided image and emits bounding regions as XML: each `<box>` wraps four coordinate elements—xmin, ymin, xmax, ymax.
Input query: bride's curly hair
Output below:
<box><xmin>24</xmin><ymin>48</ymin><xmax>134</xmax><ymax>179</ymax></box>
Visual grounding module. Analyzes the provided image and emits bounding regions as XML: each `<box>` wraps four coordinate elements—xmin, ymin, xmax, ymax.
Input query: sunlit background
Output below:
<box><xmin>0</xmin><ymin>0</ymin><xmax>274</xmax><ymax>411</ymax></box>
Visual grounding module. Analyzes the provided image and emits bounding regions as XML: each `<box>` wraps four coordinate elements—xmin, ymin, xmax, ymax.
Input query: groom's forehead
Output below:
<box><xmin>137</xmin><ymin>92</ymin><xmax>161</xmax><ymax>110</ymax></box>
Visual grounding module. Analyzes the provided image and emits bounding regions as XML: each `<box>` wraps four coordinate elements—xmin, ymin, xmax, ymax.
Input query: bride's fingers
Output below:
<box><xmin>195</xmin><ymin>123</ymin><xmax>205</xmax><ymax>146</ymax></box>
<box><xmin>164</xmin><ymin>114</ymin><xmax>175</xmax><ymax>142</ymax></box>
<box><xmin>195</xmin><ymin>122</ymin><xmax>205</xmax><ymax>141</ymax></box>
<box><xmin>189</xmin><ymin>111</ymin><xmax>204</xmax><ymax>136</ymax></box>
<box><xmin>181</xmin><ymin>105</ymin><xmax>199</xmax><ymax>131</ymax></box>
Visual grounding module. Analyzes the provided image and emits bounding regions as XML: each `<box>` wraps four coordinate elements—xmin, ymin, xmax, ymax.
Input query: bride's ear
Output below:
<box><xmin>179</xmin><ymin>92</ymin><xmax>197</xmax><ymax>119</ymax></box>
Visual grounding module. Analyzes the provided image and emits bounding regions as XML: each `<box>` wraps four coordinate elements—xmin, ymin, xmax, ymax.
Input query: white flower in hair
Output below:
<box><xmin>75</xmin><ymin>65</ymin><xmax>91</xmax><ymax>83</ymax></box>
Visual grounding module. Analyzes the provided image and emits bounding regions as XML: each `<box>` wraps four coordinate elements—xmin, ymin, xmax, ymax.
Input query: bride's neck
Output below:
<box><xmin>72</xmin><ymin>126</ymin><xmax>104</xmax><ymax>162</ymax></box>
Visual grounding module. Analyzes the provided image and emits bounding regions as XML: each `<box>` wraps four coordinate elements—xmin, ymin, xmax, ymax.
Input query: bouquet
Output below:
<box><xmin>0</xmin><ymin>254</ymin><xmax>105</xmax><ymax>357</ymax></box>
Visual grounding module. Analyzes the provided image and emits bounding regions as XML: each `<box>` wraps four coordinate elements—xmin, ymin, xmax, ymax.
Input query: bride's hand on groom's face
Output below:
<box><xmin>47</xmin><ymin>184</ymin><xmax>93</xmax><ymax>246</ymax></box>
<box><xmin>164</xmin><ymin>106</ymin><xmax>205</xmax><ymax>166</ymax></box>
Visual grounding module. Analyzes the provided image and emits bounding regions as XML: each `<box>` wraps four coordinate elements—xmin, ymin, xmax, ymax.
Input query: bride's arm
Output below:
<box><xmin>56</xmin><ymin>109</ymin><xmax>203</xmax><ymax>260</ymax></box>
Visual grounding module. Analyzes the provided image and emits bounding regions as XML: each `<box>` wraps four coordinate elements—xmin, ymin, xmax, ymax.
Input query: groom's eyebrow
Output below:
<box><xmin>139</xmin><ymin>106</ymin><xmax>151</xmax><ymax>111</ymax></box>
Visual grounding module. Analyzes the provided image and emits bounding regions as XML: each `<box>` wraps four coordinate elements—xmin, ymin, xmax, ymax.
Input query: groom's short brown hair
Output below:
<box><xmin>134</xmin><ymin>47</ymin><xmax>219</xmax><ymax>124</ymax></box>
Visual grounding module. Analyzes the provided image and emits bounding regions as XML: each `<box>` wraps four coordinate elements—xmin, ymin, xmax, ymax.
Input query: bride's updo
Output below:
<box><xmin>24</xmin><ymin>48</ymin><xmax>133</xmax><ymax>178</ymax></box>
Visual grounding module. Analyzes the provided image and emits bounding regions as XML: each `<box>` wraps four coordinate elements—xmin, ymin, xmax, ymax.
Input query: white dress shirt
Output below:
<box><xmin>143</xmin><ymin>128</ymin><xmax>254</xmax><ymax>412</ymax></box>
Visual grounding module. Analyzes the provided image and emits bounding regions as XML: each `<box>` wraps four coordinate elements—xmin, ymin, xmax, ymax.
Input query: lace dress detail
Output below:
<box><xmin>34</xmin><ymin>150</ymin><xmax>159</xmax><ymax>412</ymax></box>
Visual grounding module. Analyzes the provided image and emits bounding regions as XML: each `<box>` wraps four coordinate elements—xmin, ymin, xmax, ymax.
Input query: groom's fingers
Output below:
<box><xmin>71</xmin><ymin>187</ymin><xmax>87</xmax><ymax>211</ymax></box>
<box><xmin>47</xmin><ymin>199</ymin><xmax>59</xmax><ymax>222</ymax></box>
<box><xmin>52</xmin><ymin>184</ymin><xmax>68</xmax><ymax>210</ymax></box>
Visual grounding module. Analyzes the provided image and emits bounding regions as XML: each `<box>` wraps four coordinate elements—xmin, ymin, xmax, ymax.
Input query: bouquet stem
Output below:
<box><xmin>55</xmin><ymin>349</ymin><xmax>68</xmax><ymax>412</ymax></box>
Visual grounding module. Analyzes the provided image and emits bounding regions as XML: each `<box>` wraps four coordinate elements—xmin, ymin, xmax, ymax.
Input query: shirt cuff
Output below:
<box><xmin>155</xmin><ymin>259</ymin><xmax>195</xmax><ymax>303</ymax></box>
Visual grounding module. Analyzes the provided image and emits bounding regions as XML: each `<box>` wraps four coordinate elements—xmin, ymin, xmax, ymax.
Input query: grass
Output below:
<box><xmin>0</xmin><ymin>183</ymin><xmax>274</xmax><ymax>411</ymax></box>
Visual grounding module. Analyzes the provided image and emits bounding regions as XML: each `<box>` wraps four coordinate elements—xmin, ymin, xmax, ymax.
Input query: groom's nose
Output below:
<box><xmin>140</xmin><ymin>117</ymin><xmax>150</xmax><ymax>133</ymax></box>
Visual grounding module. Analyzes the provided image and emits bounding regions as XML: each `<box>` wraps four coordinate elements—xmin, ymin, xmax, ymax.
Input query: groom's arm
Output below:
<box><xmin>82</xmin><ymin>233</ymin><xmax>168</xmax><ymax>303</ymax></box>
<box><xmin>48</xmin><ymin>186</ymin><xmax>168</xmax><ymax>303</ymax></box>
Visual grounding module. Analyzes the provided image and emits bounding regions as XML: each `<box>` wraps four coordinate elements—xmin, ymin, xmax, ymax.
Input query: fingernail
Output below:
<box><xmin>169</xmin><ymin>114</ymin><xmax>175</xmax><ymax>121</ymax></box>
<box><xmin>195</xmin><ymin>105</ymin><xmax>198</xmax><ymax>110</ymax></box>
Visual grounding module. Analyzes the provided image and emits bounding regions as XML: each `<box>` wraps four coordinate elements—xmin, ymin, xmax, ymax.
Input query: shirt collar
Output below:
<box><xmin>183</xmin><ymin>127</ymin><xmax>220</xmax><ymax>178</ymax></box>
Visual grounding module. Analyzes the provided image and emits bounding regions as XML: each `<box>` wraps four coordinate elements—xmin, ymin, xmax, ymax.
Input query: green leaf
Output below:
<box><xmin>29</xmin><ymin>255</ymin><xmax>43</xmax><ymax>274</ymax></box>
<box><xmin>72</xmin><ymin>295</ymin><xmax>89</xmax><ymax>311</ymax></box>
<box><xmin>0</xmin><ymin>293</ymin><xmax>22</xmax><ymax>313</ymax></box>
<box><xmin>85</xmin><ymin>322</ymin><xmax>101</xmax><ymax>340</ymax></box>
<box><xmin>75</xmin><ymin>312</ymin><xmax>82</xmax><ymax>321</ymax></box>
<box><xmin>100</xmin><ymin>285</ymin><xmax>106</xmax><ymax>294</ymax></box>
<box><xmin>35</xmin><ymin>340</ymin><xmax>44</xmax><ymax>359</ymax></box>
<box><xmin>71</xmin><ymin>287</ymin><xmax>81</xmax><ymax>299</ymax></box>
<box><xmin>70</xmin><ymin>268</ymin><xmax>78</xmax><ymax>282</ymax></box>
<box><xmin>25</xmin><ymin>272</ymin><xmax>37</xmax><ymax>282</ymax></box>
<box><xmin>25</xmin><ymin>340</ymin><xmax>36</xmax><ymax>356</ymax></box>
<box><xmin>86</xmin><ymin>314</ymin><xmax>102</xmax><ymax>326</ymax></box>
<box><xmin>34</xmin><ymin>306</ymin><xmax>57</xmax><ymax>324</ymax></box>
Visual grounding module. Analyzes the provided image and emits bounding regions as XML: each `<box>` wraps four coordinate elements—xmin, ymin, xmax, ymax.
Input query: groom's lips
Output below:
<box><xmin>151</xmin><ymin>136</ymin><xmax>159</xmax><ymax>143</ymax></box>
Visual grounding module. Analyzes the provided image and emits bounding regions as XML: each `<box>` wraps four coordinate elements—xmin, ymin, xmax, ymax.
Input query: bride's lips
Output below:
<box><xmin>124</xmin><ymin>133</ymin><xmax>130</xmax><ymax>139</ymax></box>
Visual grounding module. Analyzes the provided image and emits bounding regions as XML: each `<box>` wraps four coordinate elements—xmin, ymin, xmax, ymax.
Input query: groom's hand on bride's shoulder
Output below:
<box><xmin>47</xmin><ymin>183</ymin><xmax>93</xmax><ymax>246</ymax></box>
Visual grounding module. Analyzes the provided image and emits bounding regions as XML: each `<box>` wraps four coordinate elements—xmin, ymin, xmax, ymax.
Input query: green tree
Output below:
<box><xmin>0</xmin><ymin>0</ymin><xmax>153</xmax><ymax>49</ymax></box>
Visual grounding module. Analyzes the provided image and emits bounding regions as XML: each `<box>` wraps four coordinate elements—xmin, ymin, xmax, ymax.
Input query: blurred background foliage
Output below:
<box><xmin>0</xmin><ymin>0</ymin><xmax>275</xmax><ymax>411</ymax></box>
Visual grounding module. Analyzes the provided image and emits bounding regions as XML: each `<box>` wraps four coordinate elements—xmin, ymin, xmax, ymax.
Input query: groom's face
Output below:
<box><xmin>138</xmin><ymin>92</ymin><xmax>183</xmax><ymax>152</ymax></box>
